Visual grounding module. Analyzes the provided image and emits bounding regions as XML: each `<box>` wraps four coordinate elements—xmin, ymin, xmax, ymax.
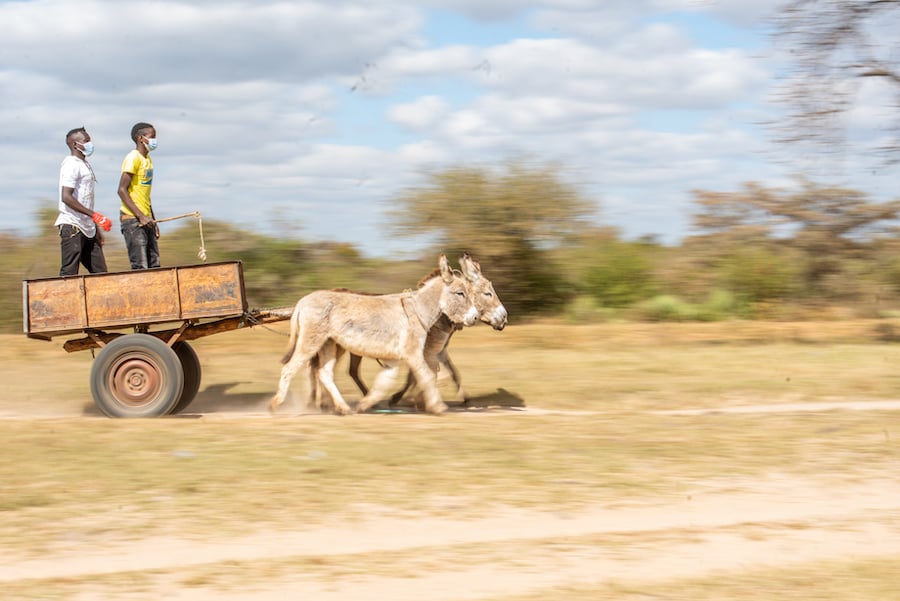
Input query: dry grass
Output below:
<box><xmin>2</xmin><ymin>320</ymin><xmax>900</xmax><ymax>599</ymax></box>
<box><xmin>7</xmin><ymin>318</ymin><xmax>900</xmax><ymax>416</ymax></box>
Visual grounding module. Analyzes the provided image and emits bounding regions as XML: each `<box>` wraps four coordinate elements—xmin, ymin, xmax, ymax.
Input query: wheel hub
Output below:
<box><xmin>112</xmin><ymin>358</ymin><xmax>161</xmax><ymax>406</ymax></box>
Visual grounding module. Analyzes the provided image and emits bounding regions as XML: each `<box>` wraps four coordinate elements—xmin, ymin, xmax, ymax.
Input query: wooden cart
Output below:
<box><xmin>23</xmin><ymin>261</ymin><xmax>292</xmax><ymax>417</ymax></box>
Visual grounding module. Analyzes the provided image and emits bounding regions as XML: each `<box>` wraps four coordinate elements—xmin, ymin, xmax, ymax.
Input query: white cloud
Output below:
<box><xmin>2</xmin><ymin>0</ymin><xmax>420</xmax><ymax>87</ymax></box>
<box><xmin>0</xmin><ymin>0</ymin><xmax>890</xmax><ymax>260</ymax></box>
<box><xmin>693</xmin><ymin>0</ymin><xmax>788</xmax><ymax>27</ymax></box>
<box><xmin>388</xmin><ymin>95</ymin><xmax>449</xmax><ymax>130</ymax></box>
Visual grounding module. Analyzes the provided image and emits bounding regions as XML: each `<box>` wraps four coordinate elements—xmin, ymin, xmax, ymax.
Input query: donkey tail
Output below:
<box><xmin>281</xmin><ymin>303</ymin><xmax>301</xmax><ymax>364</ymax></box>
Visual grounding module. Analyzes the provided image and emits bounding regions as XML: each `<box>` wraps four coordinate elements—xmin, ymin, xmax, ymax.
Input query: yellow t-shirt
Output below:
<box><xmin>120</xmin><ymin>149</ymin><xmax>153</xmax><ymax>217</ymax></box>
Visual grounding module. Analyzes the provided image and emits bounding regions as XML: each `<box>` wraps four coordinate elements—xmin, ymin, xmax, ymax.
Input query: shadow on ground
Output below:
<box><xmin>388</xmin><ymin>387</ymin><xmax>527</xmax><ymax>413</ymax></box>
<box><xmin>81</xmin><ymin>383</ymin><xmax>271</xmax><ymax>416</ymax></box>
<box><xmin>81</xmin><ymin>384</ymin><xmax>526</xmax><ymax>417</ymax></box>
<box><xmin>185</xmin><ymin>384</ymin><xmax>527</xmax><ymax>414</ymax></box>
<box><xmin>187</xmin><ymin>382</ymin><xmax>271</xmax><ymax>413</ymax></box>
<box><xmin>454</xmin><ymin>388</ymin><xmax>526</xmax><ymax>410</ymax></box>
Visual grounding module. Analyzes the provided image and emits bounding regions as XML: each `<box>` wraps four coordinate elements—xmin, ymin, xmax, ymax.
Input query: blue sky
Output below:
<box><xmin>1</xmin><ymin>0</ymin><xmax>894</xmax><ymax>258</ymax></box>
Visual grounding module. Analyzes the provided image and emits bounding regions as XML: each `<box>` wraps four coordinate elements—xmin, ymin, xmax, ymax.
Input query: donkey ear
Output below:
<box><xmin>459</xmin><ymin>253</ymin><xmax>482</xmax><ymax>282</ymax></box>
<box><xmin>439</xmin><ymin>254</ymin><xmax>453</xmax><ymax>282</ymax></box>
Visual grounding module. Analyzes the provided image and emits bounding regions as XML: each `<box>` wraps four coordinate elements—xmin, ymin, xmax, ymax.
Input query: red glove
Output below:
<box><xmin>92</xmin><ymin>212</ymin><xmax>112</xmax><ymax>232</ymax></box>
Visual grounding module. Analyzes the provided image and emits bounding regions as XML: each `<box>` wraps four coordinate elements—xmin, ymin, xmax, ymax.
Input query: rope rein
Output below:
<box><xmin>242</xmin><ymin>311</ymin><xmax>291</xmax><ymax>337</ymax></box>
<box><xmin>154</xmin><ymin>211</ymin><xmax>207</xmax><ymax>262</ymax></box>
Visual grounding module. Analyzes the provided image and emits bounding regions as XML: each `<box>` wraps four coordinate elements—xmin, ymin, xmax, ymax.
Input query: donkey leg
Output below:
<box><xmin>393</xmin><ymin>344</ymin><xmax>443</xmax><ymax>407</ymax></box>
<box><xmin>271</xmin><ymin>351</ymin><xmax>308</xmax><ymax>412</ymax></box>
<box><xmin>357</xmin><ymin>363</ymin><xmax>401</xmax><ymax>413</ymax></box>
<box><xmin>308</xmin><ymin>355</ymin><xmax>337</xmax><ymax>413</ymax></box>
<box><xmin>312</xmin><ymin>344</ymin><xmax>347</xmax><ymax>413</ymax></box>
<box><xmin>408</xmin><ymin>359</ymin><xmax>447</xmax><ymax>415</ymax></box>
<box><xmin>306</xmin><ymin>354</ymin><xmax>322</xmax><ymax>412</ymax></box>
<box><xmin>388</xmin><ymin>370</ymin><xmax>416</xmax><ymax>407</ymax></box>
<box><xmin>437</xmin><ymin>347</ymin><xmax>469</xmax><ymax>406</ymax></box>
<box><xmin>348</xmin><ymin>353</ymin><xmax>370</xmax><ymax>396</ymax></box>
<box><xmin>316</xmin><ymin>342</ymin><xmax>354</xmax><ymax>416</ymax></box>
<box><xmin>272</xmin><ymin>321</ymin><xmax>327</xmax><ymax>412</ymax></box>
<box><xmin>438</xmin><ymin>350</ymin><xmax>467</xmax><ymax>405</ymax></box>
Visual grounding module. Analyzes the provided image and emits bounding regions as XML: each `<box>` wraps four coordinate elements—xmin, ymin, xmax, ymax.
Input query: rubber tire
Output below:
<box><xmin>170</xmin><ymin>342</ymin><xmax>202</xmax><ymax>414</ymax></box>
<box><xmin>90</xmin><ymin>334</ymin><xmax>184</xmax><ymax>418</ymax></box>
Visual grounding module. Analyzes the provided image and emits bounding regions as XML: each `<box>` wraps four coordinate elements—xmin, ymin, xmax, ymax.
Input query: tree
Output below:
<box><xmin>565</xmin><ymin>230</ymin><xmax>658</xmax><ymax>308</ymax></box>
<box><xmin>773</xmin><ymin>0</ymin><xmax>900</xmax><ymax>161</ymax></box>
<box><xmin>689</xmin><ymin>179</ymin><xmax>900</xmax><ymax>295</ymax></box>
<box><xmin>388</xmin><ymin>162</ymin><xmax>596</xmax><ymax>315</ymax></box>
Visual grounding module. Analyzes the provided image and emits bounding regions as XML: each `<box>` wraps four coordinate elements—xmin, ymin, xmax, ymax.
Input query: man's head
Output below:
<box><xmin>66</xmin><ymin>127</ymin><xmax>92</xmax><ymax>157</ymax></box>
<box><xmin>130</xmin><ymin>122</ymin><xmax>157</xmax><ymax>153</ymax></box>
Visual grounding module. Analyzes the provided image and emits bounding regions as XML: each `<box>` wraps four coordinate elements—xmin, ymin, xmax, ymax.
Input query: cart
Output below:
<box><xmin>23</xmin><ymin>261</ymin><xmax>292</xmax><ymax>418</ymax></box>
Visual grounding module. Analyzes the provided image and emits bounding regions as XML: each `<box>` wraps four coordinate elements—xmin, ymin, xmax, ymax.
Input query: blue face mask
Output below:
<box><xmin>80</xmin><ymin>141</ymin><xmax>94</xmax><ymax>157</ymax></box>
<box><xmin>144</xmin><ymin>137</ymin><xmax>158</xmax><ymax>151</ymax></box>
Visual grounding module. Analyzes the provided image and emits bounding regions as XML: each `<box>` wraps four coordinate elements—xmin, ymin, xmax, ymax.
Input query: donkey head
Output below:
<box><xmin>459</xmin><ymin>253</ymin><xmax>508</xmax><ymax>331</ymax></box>
<box><xmin>438</xmin><ymin>254</ymin><xmax>479</xmax><ymax>327</ymax></box>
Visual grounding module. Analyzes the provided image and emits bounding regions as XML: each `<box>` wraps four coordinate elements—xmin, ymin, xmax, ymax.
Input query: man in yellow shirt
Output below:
<box><xmin>117</xmin><ymin>122</ymin><xmax>160</xmax><ymax>269</ymax></box>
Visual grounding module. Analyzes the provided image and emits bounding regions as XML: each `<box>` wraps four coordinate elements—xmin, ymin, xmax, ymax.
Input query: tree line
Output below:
<box><xmin>6</xmin><ymin>163</ymin><xmax>900</xmax><ymax>334</ymax></box>
<box><xmin>9</xmin><ymin>1</ymin><xmax>900</xmax><ymax>332</ymax></box>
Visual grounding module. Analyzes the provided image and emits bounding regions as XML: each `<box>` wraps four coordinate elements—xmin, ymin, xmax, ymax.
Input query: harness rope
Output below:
<box><xmin>153</xmin><ymin>211</ymin><xmax>207</xmax><ymax>262</ymax></box>
<box><xmin>242</xmin><ymin>311</ymin><xmax>291</xmax><ymax>337</ymax></box>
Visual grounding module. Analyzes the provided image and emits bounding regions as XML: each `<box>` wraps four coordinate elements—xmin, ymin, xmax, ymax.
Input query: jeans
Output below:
<box><xmin>121</xmin><ymin>218</ymin><xmax>160</xmax><ymax>270</ymax></box>
<box><xmin>59</xmin><ymin>224</ymin><xmax>107</xmax><ymax>276</ymax></box>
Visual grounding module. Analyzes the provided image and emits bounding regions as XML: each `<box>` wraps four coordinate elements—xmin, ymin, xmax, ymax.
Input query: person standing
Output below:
<box><xmin>55</xmin><ymin>126</ymin><xmax>111</xmax><ymax>276</ymax></box>
<box><xmin>117</xmin><ymin>122</ymin><xmax>160</xmax><ymax>269</ymax></box>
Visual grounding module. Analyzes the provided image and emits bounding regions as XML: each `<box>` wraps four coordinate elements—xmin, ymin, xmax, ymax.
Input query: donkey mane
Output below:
<box><xmin>417</xmin><ymin>267</ymin><xmax>466</xmax><ymax>289</ymax></box>
<box><xmin>330</xmin><ymin>287</ymin><xmax>379</xmax><ymax>296</ymax></box>
<box><xmin>328</xmin><ymin>267</ymin><xmax>454</xmax><ymax>297</ymax></box>
<box><xmin>413</xmin><ymin>268</ymin><xmax>438</xmax><ymax>289</ymax></box>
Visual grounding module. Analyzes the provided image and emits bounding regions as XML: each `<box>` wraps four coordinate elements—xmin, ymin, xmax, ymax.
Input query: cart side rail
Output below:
<box><xmin>23</xmin><ymin>262</ymin><xmax>248</xmax><ymax>338</ymax></box>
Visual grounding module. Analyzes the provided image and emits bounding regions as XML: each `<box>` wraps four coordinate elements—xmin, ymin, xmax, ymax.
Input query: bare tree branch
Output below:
<box><xmin>772</xmin><ymin>0</ymin><xmax>900</xmax><ymax>162</ymax></box>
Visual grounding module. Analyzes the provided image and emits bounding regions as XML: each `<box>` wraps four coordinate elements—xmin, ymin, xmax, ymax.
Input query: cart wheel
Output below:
<box><xmin>170</xmin><ymin>342</ymin><xmax>202</xmax><ymax>414</ymax></box>
<box><xmin>90</xmin><ymin>334</ymin><xmax>184</xmax><ymax>418</ymax></box>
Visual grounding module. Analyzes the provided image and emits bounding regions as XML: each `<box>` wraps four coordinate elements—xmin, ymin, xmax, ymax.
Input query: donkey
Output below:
<box><xmin>345</xmin><ymin>254</ymin><xmax>507</xmax><ymax>407</ymax></box>
<box><xmin>270</xmin><ymin>254</ymin><xmax>478</xmax><ymax>416</ymax></box>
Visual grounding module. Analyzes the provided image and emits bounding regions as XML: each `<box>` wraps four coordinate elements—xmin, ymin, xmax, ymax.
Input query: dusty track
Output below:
<box><xmin>3</xmin><ymin>473</ymin><xmax>899</xmax><ymax>599</ymax></box>
<box><xmin>4</xmin><ymin>401</ymin><xmax>900</xmax><ymax>599</ymax></box>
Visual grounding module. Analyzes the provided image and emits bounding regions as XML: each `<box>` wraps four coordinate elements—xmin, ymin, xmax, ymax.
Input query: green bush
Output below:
<box><xmin>562</xmin><ymin>295</ymin><xmax>619</xmax><ymax>323</ymax></box>
<box><xmin>581</xmin><ymin>239</ymin><xmax>656</xmax><ymax>308</ymax></box>
<box><xmin>629</xmin><ymin>290</ymin><xmax>747</xmax><ymax>322</ymax></box>
<box><xmin>718</xmin><ymin>247</ymin><xmax>800</xmax><ymax>304</ymax></box>
<box><xmin>632</xmin><ymin>295</ymin><xmax>699</xmax><ymax>321</ymax></box>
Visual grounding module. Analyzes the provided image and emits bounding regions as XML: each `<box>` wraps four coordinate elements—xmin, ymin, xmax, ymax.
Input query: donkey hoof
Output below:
<box><xmin>427</xmin><ymin>401</ymin><xmax>448</xmax><ymax>415</ymax></box>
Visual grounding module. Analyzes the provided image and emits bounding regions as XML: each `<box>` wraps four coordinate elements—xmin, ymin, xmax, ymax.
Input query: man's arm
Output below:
<box><xmin>61</xmin><ymin>186</ymin><xmax>92</xmax><ymax>217</ymax></box>
<box><xmin>61</xmin><ymin>186</ymin><xmax>111</xmax><ymax>231</ymax></box>
<box><xmin>117</xmin><ymin>172</ymin><xmax>151</xmax><ymax>226</ymax></box>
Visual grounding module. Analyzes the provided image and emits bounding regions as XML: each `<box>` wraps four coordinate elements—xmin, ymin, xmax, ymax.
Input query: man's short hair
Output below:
<box><xmin>66</xmin><ymin>126</ymin><xmax>87</xmax><ymax>142</ymax></box>
<box><xmin>131</xmin><ymin>122</ymin><xmax>154</xmax><ymax>142</ymax></box>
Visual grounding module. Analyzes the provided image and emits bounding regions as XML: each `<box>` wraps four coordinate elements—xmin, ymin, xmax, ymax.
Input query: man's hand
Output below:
<box><xmin>91</xmin><ymin>212</ymin><xmax>112</xmax><ymax>232</ymax></box>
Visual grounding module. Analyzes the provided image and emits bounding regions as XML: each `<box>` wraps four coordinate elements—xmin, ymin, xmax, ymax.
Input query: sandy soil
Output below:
<box><xmin>4</xmin><ymin>401</ymin><xmax>900</xmax><ymax>600</ymax></box>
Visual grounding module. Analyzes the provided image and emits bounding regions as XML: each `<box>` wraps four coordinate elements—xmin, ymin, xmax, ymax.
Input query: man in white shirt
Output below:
<box><xmin>55</xmin><ymin>126</ymin><xmax>112</xmax><ymax>276</ymax></box>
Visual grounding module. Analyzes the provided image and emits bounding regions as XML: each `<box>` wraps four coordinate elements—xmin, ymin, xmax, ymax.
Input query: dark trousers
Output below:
<box><xmin>59</xmin><ymin>224</ymin><xmax>108</xmax><ymax>276</ymax></box>
<box><xmin>121</xmin><ymin>218</ymin><xmax>160</xmax><ymax>270</ymax></box>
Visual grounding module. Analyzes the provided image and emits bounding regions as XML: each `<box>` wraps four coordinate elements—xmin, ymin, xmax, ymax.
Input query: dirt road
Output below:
<box><xmin>4</xmin><ymin>401</ymin><xmax>900</xmax><ymax>600</ymax></box>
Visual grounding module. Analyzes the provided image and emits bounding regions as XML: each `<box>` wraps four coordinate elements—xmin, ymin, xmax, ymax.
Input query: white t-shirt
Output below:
<box><xmin>55</xmin><ymin>155</ymin><xmax>97</xmax><ymax>236</ymax></box>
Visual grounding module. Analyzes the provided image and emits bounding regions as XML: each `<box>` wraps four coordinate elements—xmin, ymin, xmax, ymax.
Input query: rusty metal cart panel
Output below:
<box><xmin>23</xmin><ymin>261</ymin><xmax>248</xmax><ymax>338</ymax></box>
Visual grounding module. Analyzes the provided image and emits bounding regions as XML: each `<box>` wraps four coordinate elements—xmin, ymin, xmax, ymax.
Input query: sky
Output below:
<box><xmin>2</xmin><ymin>0</ymin><xmax>897</xmax><ymax>258</ymax></box>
